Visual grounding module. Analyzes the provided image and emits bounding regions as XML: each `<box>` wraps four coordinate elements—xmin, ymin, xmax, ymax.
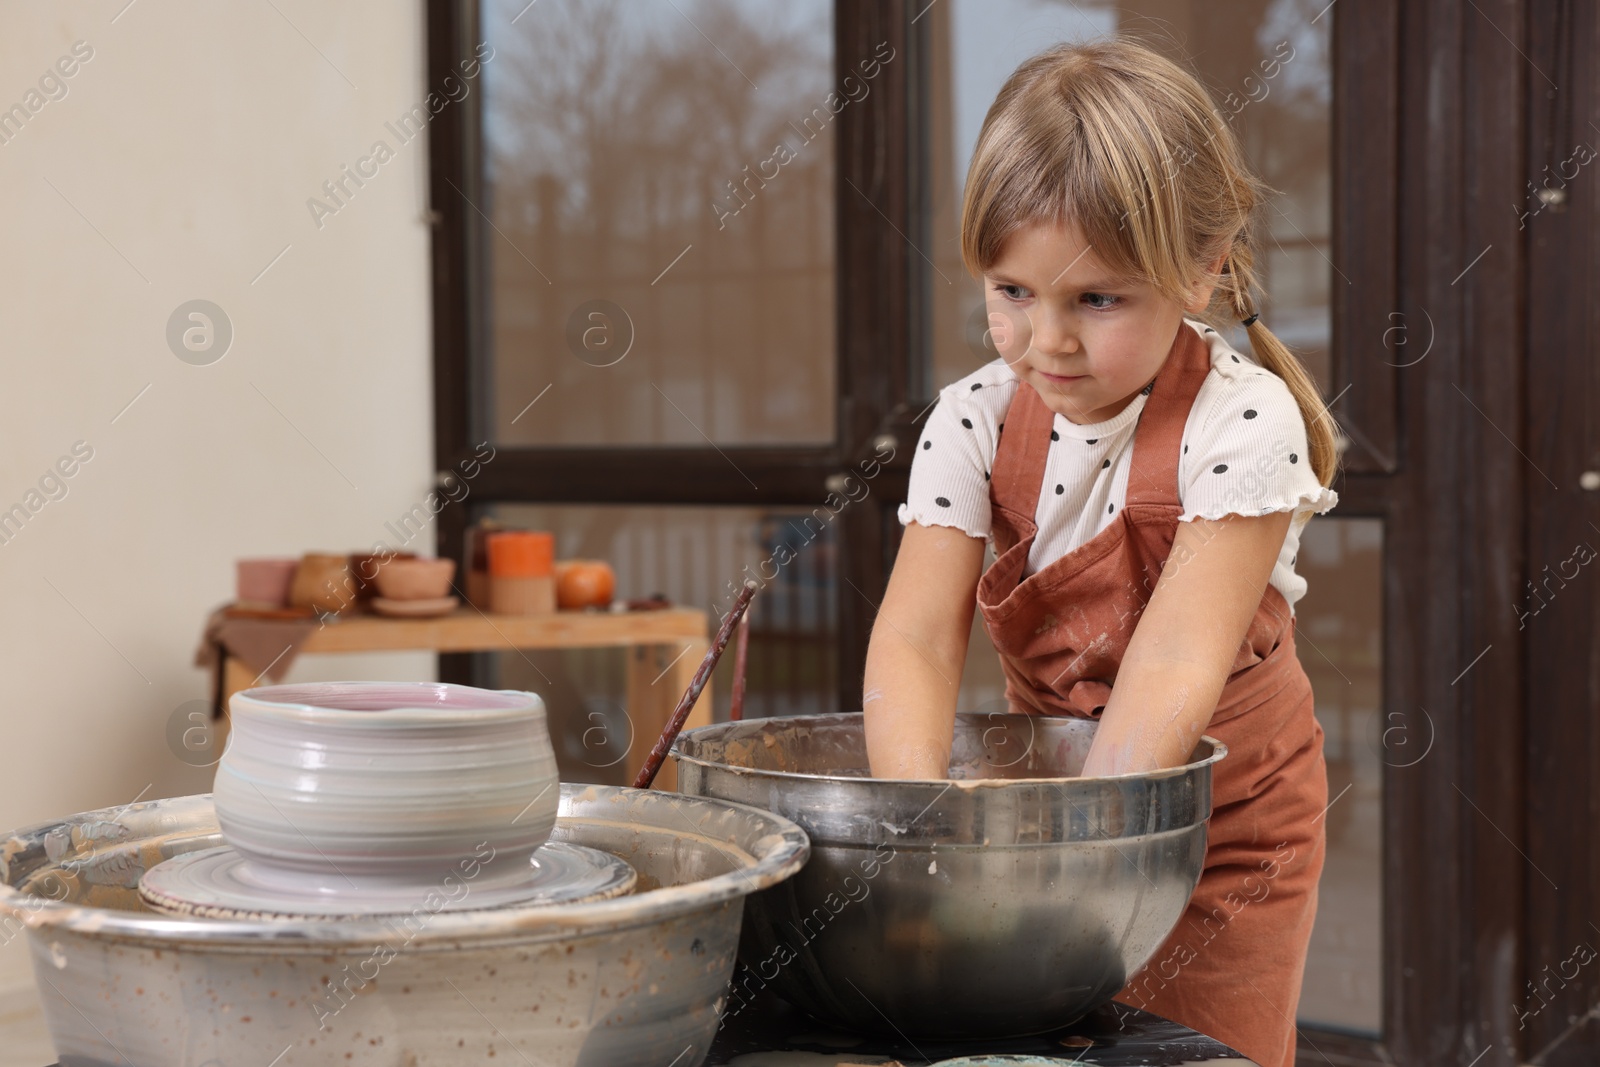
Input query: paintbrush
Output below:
<box><xmin>632</xmin><ymin>580</ymin><xmax>758</xmax><ymax>789</ymax></box>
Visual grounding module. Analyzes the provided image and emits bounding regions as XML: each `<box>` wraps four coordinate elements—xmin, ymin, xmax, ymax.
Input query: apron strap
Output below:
<box><xmin>989</xmin><ymin>376</ymin><xmax>1057</xmax><ymax>520</ymax></box>
<box><xmin>1125</xmin><ymin>321</ymin><xmax>1212</xmax><ymax>509</ymax></box>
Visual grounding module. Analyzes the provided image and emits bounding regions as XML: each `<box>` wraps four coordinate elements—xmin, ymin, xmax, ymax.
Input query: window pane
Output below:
<box><xmin>922</xmin><ymin>0</ymin><xmax>1332</xmax><ymax>395</ymax></box>
<box><xmin>923</xmin><ymin>0</ymin><xmax>1373</xmax><ymax>1036</ymax></box>
<box><xmin>481</xmin><ymin>0</ymin><xmax>837</xmax><ymax>447</ymax></box>
<box><xmin>486</xmin><ymin>504</ymin><xmax>840</xmax><ymax>786</ymax></box>
<box><xmin>1294</xmin><ymin>517</ymin><xmax>1383</xmax><ymax>1034</ymax></box>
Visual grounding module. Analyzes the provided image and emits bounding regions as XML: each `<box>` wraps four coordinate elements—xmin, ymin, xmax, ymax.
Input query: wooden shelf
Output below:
<box><xmin>300</xmin><ymin>607</ymin><xmax>708</xmax><ymax>653</ymax></box>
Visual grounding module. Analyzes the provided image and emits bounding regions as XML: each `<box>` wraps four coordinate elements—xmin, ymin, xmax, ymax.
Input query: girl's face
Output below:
<box><xmin>982</xmin><ymin>220</ymin><xmax>1217</xmax><ymax>425</ymax></box>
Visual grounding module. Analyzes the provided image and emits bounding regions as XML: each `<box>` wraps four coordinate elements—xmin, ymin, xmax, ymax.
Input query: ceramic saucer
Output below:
<box><xmin>370</xmin><ymin>595</ymin><xmax>459</xmax><ymax>618</ymax></box>
<box><xmin>138</xmin><ymin>841</ymin><xmax>635</xmax><ymax>920</ymax></box>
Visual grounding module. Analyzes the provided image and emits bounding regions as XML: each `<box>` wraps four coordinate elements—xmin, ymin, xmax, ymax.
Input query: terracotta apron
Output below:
<box><xmin>975</xmin><ymin>322</ymin><xmax>1327</xmax><ymax>1067</ymax></box>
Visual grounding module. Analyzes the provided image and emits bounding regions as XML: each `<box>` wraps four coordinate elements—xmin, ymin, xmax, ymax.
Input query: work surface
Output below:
<box><xmin>33</xmin><ymin>995</ymin><xmax>1253</xmax><ymax>1067</ymax></box>
<box><xmin>705</xmin><ymin>985</ymin><xmax>1256</xmax><ymax>1066</ymax></box>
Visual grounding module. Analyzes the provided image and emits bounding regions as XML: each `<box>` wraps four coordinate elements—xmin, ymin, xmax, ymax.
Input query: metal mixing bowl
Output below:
<box><xmin>0</xmin><ymin>786</ymin><xmax>807</xmax><ymax>1067</ymax></box>
<box><xmin>671</xmin><ymin>712</ymin><xmax>1226</xmax><ymax>1039</ymax></box>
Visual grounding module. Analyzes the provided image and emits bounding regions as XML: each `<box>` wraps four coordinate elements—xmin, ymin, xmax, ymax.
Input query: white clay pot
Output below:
<box><xmin>214</xmin><ymin>682</ymin><xmax>559</xmax><ymax>897</ymax></box>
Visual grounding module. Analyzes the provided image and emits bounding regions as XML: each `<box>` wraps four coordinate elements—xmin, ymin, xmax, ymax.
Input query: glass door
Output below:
<box><xmin>427</xmin><ymin>0</ymin><xmax>918</xmax><ymax>780</ymax></box>
<box><xmin>911</xmin><ymin>0</ymin><xmax>1384</xmax><ymax>1043</ymax></box>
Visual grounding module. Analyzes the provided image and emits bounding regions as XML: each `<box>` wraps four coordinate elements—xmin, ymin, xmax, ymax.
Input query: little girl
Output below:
<box><xmin>862</xmin><ymin>37</ymin><xmax>1339</xmax><ymax>1067</ymax></box>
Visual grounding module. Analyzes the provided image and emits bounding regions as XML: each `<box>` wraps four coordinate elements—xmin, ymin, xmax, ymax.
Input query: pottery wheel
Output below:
<box><xmin>138</xmin><ymin>841</ymin><xmax>636</xmax><ymax>920</ymax></box>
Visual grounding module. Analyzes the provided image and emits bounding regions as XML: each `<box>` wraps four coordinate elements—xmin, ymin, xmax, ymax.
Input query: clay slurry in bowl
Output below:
<box><xmin>143</xmin><ymin>681</ymin><xmax>632</xmax><ymax>918</ymax></box>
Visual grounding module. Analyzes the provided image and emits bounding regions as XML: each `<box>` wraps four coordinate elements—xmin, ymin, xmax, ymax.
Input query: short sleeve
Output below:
<box><xmin>896</xmin><ymin>391</ymin><xmax>994</xmax><ymax>539</ymax></box>
<box><xmin>1179</xmin><ymin>370</ymin><xmax>1338</xmax><ymax>524</ymax></box>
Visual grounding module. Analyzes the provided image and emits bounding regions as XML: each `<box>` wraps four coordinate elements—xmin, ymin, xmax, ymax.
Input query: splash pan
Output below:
<box><xmin>0</xmin><ymin>786</ymin><xmax>808</xmax><ymax>1067</ymax></box>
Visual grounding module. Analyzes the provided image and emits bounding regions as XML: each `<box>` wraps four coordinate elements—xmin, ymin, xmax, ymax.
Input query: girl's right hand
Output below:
<box><xmin>861</xmin><ymin>522</ymin><xmax>986</xmax><ymax>779</ymax></box>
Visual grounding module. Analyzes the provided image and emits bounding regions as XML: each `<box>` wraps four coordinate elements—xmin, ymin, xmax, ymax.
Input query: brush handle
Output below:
<box><xmin>729</xmin><ymin>613</ymin><xmax>752</xmax><ymax>722</ymax></box>
<box><xmin>632</xmin><ymin>581</ymin><xmax>758</xmax><ymax>789</ymax></box>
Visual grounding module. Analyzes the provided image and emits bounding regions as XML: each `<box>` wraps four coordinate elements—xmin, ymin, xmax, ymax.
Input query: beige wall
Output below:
<box><xmin>0</xmin><ymin>0</ymin><xmax>437</xmax><ymax>1000</ymax></box>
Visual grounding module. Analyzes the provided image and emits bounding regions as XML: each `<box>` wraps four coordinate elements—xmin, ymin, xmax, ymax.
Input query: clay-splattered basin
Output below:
<box><xmin>0</xmin><ymin>786</ymin><xmax>808</xmax><ymax>1067</ymax></box>
<box><xmin>672</xmin><ymin>713</ymin><xmax>1225</xmax><ymax>1039</ymax></box>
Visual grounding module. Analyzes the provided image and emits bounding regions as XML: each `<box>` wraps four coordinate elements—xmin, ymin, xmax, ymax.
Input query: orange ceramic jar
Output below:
<box><xmin>486</xmin><ymin>531</ymin><xmax>556</xmax><ymax>614</ymax></box>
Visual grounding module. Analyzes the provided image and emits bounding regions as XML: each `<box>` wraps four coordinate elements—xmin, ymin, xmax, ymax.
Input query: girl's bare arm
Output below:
<box><xmin>862</xmin><ymin>522</ymin><xmax>987</xmax><ymax>779</ymax></box>
<box><xmin>1081</xmin><ymin>510</ymin><xmax>1294</xmax><ymax>777</ymax></box>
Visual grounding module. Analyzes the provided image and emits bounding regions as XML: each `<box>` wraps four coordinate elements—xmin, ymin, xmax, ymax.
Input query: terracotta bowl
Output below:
<box><xmin>373</xmin><ymin>556</ymin><xmax>456</xmax><ymax>601</ymax></box>
<box><xmin>349</xmin><ymin>549</ymin><xmax>414</xmax><ymax>601</ymax></box>
<box><xmin>213</xmin><ymin>682</ymin><xmax>558</xmax><ymax>896</ymax></box>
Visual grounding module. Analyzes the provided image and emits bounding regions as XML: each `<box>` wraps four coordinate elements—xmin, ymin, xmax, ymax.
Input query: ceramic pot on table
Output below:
<box><xmin>235</xmin><ymin>558</ymin><xmax>298</xmax><ymax>609</ymax></box>
<box><xmin>288</xmin><ymin>553</ymin><xmax>354</xmax><ymax>614</ymax></box>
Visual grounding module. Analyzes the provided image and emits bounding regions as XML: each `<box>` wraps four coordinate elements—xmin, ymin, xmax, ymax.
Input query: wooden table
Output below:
<box><xmin>217</xmin><ymin>608</ymin><xmax>712</xmax><ymax>791</ymax></box>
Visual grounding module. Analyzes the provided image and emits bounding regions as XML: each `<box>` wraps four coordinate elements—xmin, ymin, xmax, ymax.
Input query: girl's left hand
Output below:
<box><xmin>1081</xmin><ymin>509</ymin><xmax>1293</xmax><ymax>777</ymax></box>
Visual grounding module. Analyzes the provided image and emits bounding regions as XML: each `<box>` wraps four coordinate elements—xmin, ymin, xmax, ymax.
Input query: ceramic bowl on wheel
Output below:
<box><xmin>213</xmin><ymin>681</ymin><xmax>560</xmax><ymax>902</ymax></box>
<box><xmin>672</xmin><ymin>712</ymin><xmax>1226</xmax><ymax>1040</ymax></box>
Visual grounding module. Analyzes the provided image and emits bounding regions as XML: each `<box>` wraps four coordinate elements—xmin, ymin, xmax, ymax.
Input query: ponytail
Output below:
<box><xmin>1220</xmin><ymin>249</ymin><xmax>1341</xmax><ymax>488</ymax></box>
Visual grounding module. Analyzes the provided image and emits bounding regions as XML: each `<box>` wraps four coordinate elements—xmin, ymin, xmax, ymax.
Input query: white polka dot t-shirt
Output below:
<box><xmin>897</xmin><ymin>318</ymin><xmax>1339</xmax><ymax>612</ymax></box>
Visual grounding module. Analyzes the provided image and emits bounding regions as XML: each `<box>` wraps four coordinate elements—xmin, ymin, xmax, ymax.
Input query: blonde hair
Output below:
<box><xmin>960</xmin><ymin>37</ymin><xmax>1340</xmax><ymax>488</ymax></box>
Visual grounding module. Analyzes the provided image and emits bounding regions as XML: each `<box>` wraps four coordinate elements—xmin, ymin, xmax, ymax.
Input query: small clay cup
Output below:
<box><xmin>288</xmin><ymin>553</ymin><xmax>355</xmax><ymax>615</ymax></box>
<box><xmin>235</xmin><ymin>558</ymin><xmax>298</xmax><ymax>608</ymax></box>
<box><xmin>373</xmin><ymin>557</ymin><xmax>457</xmax><ymax>601</ymax></box>
<box><xmin>214</xmin><ymin>682</ymin><xmax>559</xmax><ymax>893</ymax></box>
<box><xmin>489</xmin><ymin>576</ymin><xmax>556</xmax><ymax>615</ymax></box>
